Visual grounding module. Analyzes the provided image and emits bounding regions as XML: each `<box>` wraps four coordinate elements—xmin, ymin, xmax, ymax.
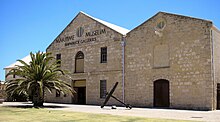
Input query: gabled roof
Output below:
<box><xmin>47</xmin><ymin>11</ymin><xmax>130</xmax><ymax>50</ymax></box>
<box><xmin>4</xmin><ymin>55</ymin><xmax>31</xmax><ymax>69</ymax></box>
<box><xmin>127</xmin><ymin>11</ymin><xmax>213</xmax><ymax>35</ymax></box>
<box><xmin>80</xmin><ymin>11</ymin><xmax>130</xmax><ymax>35</ymax></box>
<box><xmin>212</xmin><ymin>25</ymin><xmax>220</xmax><ymax>33</ymax></box>
<box><xmin>161</xmin><ymin>11</ymin><xmax>212</xmax><ymax>23</ymax></box>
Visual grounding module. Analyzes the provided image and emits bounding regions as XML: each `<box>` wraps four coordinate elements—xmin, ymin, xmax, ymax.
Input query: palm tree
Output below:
<box><xmin>5</xmin><ymin>51</ymin><xmax>74</xmax><ymax>107</ymax></box>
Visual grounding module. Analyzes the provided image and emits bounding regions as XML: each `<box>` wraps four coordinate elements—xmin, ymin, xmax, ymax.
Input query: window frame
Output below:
<box><xmin>13</xmin><ymin>69</ymin><xmax>16</xmax><ymax>78</ymax></box>
<box><xmin>56</xmin><ymin>53</ymin><xmax>61</xmax><ymax>67</ymax></box>
<box><xmin>100</xmin><ymin>47</ymin><xmax>107</xmax><ymax>63</ymax></box>
<box><xmin>100</xmin><ymin>80</ymin><xmax>107</xmax><ymax>99</ymax></box>
<box><xmin>56</xmin><ymin>90</ymin><xmax>60</xmax><ymax>97</ymax></box>
<box><xmin>75</xmin><ymin>51</ymin><xmax>84</xmax><ymax>73</ymax></box>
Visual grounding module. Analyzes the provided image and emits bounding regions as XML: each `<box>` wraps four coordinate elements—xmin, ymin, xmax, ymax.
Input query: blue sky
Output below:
<box><xmin>0</xmin><ymin>0</ymin><xmax>220</xmax><ymax>81</ymax></box>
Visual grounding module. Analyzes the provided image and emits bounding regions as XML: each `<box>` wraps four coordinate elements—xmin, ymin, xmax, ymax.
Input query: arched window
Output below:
<box><xmin>75</xmin><ymin>51</ymin><xmax>84</xmax><ymax>73</ymax></box>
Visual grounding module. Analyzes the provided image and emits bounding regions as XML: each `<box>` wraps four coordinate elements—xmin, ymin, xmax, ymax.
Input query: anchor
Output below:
<box><xmin>101</xmin><ymin>82</ymin><xmax>132</xmax><ymax>109</ymax></box>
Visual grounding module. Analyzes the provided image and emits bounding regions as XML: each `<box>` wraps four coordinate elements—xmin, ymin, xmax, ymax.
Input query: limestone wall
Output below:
<box><xmin>212</xmin><ymin>27</ymin><xmax>220</xmax><ymax>84</ymax></box>
<box><xmin>46</xmin><ymin>12</ymin><xmax>124</xmax><ymax>105</ymax></box>
<box><xmin>45</xmin><ymin>89</ymin><xmax>72</xmax><ymax>103</ymax></box>
<box><xmin>212</xmin><ymin>27</ymin><xmax>220</xmax><ymax>109</ymax></box>
<box><xmin>125</xmin><ymin>12</ymin><xmax>213</xmax><ymax>110</ymax></box>
<box><xmin>45</xmin><ymin>11</ymin><xmax>219</xmax><ymax>110</ymax></box>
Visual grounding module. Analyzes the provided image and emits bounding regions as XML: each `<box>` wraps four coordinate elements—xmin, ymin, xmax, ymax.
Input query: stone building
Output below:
<box><xmin>45</xmin><ymin>11</ymin><xmax>129</xmax><ymax>105</ymax></box>
<box><xmin>4</xmin><ymin>55</ymin><xmax>31</xmax><ymax>82</ymax></box>
<box><xmin>125</xmin><ymin>12</ymin><xmax>220</xmax><ymax>110</ymax></box>
<box><xmin>0</xmin><ymin>80</ymin><xmax>6</xmax><ymax>99</ymax></box>
<box><xmin>5</xmin><ymin>11</ymin><xmax>220</xmax><ymax>110</ymax></box>
<box><xmin>4</xmin><ymin>55</ymin><xmax>31</xmax><ymax>101</ymax></box>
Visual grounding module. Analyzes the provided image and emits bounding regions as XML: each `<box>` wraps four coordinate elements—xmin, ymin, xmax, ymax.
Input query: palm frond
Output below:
<box><xmin>5</xmin><ymin>51</ymin><xmax>74</xmax><ymax>106</ymax></box>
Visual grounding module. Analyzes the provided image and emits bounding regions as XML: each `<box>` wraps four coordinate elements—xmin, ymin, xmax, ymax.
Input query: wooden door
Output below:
<box><xmin>217</xmin><ymin>84</ymin><xmax>220</xmax><ymax>109</ymax></box>
<box><xmin>77</xmin><ymin>87</ymin><xmax>86</xmax><ymax>104</ymax></box>
<box><xmin>72</xmin><ymin>87</ymin><xmax>86</xmax><ymax>104</ymax></box>
<box><xmin>154</xmin><ymin>79</ymin><xmax>170</xmax><ymax>107</ymax></box>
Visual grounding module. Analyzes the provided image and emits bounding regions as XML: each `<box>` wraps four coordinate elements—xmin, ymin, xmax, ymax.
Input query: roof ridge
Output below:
<box><xmin>80</xmin><ymin>11</ymin><xmax>130</xmax><ymax>35</ymax></box>
<box><xmin>127</xmin><ymin>11</ymin><xmax>213</xmax><ymax>35</ymax></box>
<box><xmin>159</xmin><ymin>11</ymin><xmax>212</xmax><ymax>23</ymax></box>
<box><xmin>4</xmin><ymin>55</ymin><xmax>31</xmax><ymax>69</ymax></box>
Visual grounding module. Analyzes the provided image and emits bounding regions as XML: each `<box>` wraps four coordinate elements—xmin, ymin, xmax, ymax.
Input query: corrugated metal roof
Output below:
<box><xmin>80</xmin><ymin>11</ymin><xmax>130</xmax><ymax>35</ymax></box>
<box><xmin>4</xmin><ymin>55</ymin><xmax>31</xmax><ymax>69</ymax></box>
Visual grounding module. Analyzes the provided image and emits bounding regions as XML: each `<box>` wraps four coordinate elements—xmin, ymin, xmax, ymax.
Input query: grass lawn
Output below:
<box><xmin>0</xmin><ymin>107</ymin><xmax>192</xmax><ymax>122</ymax></box>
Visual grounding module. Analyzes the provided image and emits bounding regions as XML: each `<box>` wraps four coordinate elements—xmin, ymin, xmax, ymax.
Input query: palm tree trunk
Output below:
<box><xmin>33</xmin><ymin>89</ymin><xmax>44</xmax><ymax>107</ymax></box>
<box><xmin>33</xmin><ymin>95</ymin><xmax>44</xmax><ymax>107</ymax></box>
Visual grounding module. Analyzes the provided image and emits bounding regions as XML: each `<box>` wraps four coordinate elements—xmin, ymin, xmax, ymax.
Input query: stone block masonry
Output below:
<box><xmin>44</xmin><ymin>11</ymin><xmax>220</xmax><ymax>110</ymax></box>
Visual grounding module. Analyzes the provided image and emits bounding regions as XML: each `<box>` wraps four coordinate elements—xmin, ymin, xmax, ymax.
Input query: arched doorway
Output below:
<box><xmin>154</xmin><ymin>79</ymin><xmax>170</xmax><ymax>107</ymax></box>
<box><xmin>75</xmin><ymin>51</ymin><xmax>84</xmax><ymax>73</ymax></box>
<box><xmin>217</xmin><ymin>83</ymin><xmax>220</xmax><ymax>109</ymax></box>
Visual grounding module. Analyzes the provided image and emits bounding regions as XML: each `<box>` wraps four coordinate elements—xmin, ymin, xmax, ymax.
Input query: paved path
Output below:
<box><xmin>1</xmin><ymin>102</ymin><xmax>220</xmax><ymax>122</ymax></box>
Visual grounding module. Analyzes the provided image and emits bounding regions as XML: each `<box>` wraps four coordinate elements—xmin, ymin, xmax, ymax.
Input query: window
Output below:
<box><xmin>155</xmin><ymin>18</ymin><xmax>166</xmax><ymax>30</ymax></box>
<box><xmin>101</xmin><ymin>47</ymin><xmax>107</xmax><ymax>63</ymax></box>
<box><xmin>56</xmin><ymin>90</ymin><xmax>60</xmax><ymax>97</ymax></box>
<box><xmin>56</xmin><ymin>54</ymin><xmax>61</xmax><ymax>67</ymax></box>
<box><xmin>13</xmin><ymin>69</ymin><xmax>16</xmax><ymax>78</ymax></box>
<box><xmin>157</xmin><ymin>21</ymin><xmax>165</xmax><ymax>29</ymax></box>
<box><xmin>100</xmin><ymin>80</ymin><xmax>107</xmax><ymax>98</ymax></box>
<box><xmin>75</xmin><ymin>51</ymin><xmax>84</xmax><ymax>73</ymax></box>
